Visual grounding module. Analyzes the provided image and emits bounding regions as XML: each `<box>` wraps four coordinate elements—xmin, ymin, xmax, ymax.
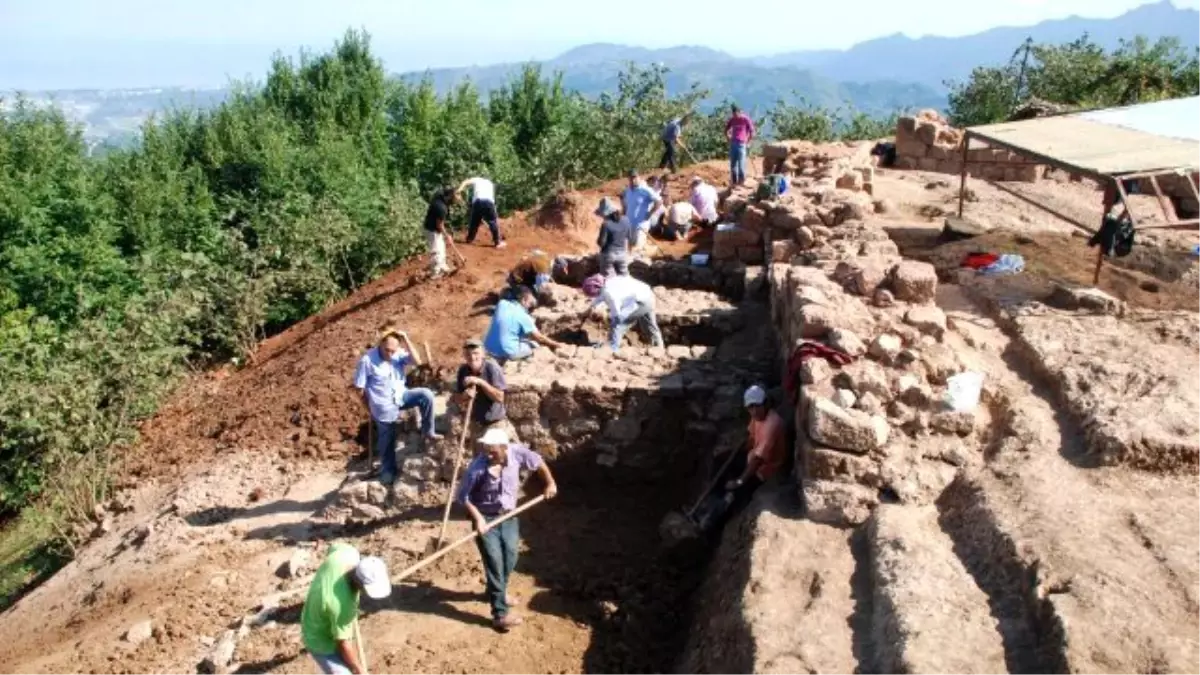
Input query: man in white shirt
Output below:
<box><xmin>689</xmin><ymin>176</ymin><xmax>720</xmax><ymax>226</ymax></box>
<box><xmin>579</xmin><ymin>274</ymin><xmax>663</xmax><ymax>353</ymax></box>
<box><xmin>664</xmin><ymin>199</ymin><xmax>701</xmax><ymax>240</ymax></box>
<box><xmin>457</xmin><ymin>176</ymin><xmax>506</xmax><ymax>249</ymax></box>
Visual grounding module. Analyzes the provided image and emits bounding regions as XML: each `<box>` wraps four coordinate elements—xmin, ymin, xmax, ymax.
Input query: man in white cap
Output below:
<box><xmin>696</xmin><ymin>385</ymin><xmax>787</xmax><ymax>532</ymax></box>
<box><xmin>457</xmin><ymin>428</ymin><xmax>558</xmax><ymax>632</ymax></box>
<box><xmin>301</xmin><ymin>542</ymin><xmax>391</xmax><ymax>674</ymax></box>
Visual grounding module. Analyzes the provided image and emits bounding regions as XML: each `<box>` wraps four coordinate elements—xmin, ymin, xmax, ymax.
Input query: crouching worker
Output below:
<box><xmin>301</xmin><ymin>543</ymin><xmax>391</xmax><ymax>674</ymax></box>
<box><xmin>457</xmin><ymin>428</ymin><xmax>558</xmax><ymax>632</ymax></box>
<box><xmin>579</xmin><ymin>273</ymin><xmax>663</xmax><ymax>353</ymax></box>
<box><xmin>483</xmin><ymin>286</ymin><xmax>565</xmax><ymax>363</ymax></box>
<box><xmin>502</xmin><ymin>250</ymin><xmax>556</xmax><ymax>304</ymax></box>
<box><xmin>354</xmin><ymin>328</ymin><xmax>443</xmax><ymax>485</ymax></box>
<box><xmin>695</xmin><ymin>385</ymin><xmax>787</xmax><ymax>532</ymax></box>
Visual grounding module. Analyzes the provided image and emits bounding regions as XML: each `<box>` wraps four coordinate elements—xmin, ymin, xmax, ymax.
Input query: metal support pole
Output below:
<box><xmin>957</xmin><ymin>135</ymin><xmax>971</xmax><ymax>218</ymax></box>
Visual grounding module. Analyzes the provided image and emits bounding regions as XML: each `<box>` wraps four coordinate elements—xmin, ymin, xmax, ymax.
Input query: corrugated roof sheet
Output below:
<box><xmin>967</xmin><ymin>96</ymin><xmax>1200</xmax><ymax>177</ymax></box>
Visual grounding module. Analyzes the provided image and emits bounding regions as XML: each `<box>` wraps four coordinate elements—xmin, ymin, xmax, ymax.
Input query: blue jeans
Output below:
<box><xmin>610</xmin><ymin>301</ymin><xmax>664</xmax><ymax>352</ymax></box>
<box><xmin>374</xmin><ymin>388</ymin><xmax>435</xmax><ymax>481</ymax></box>
<box><xmin>730</xmin><ymin>141</ymin><xmax>747</xmax><ymax>184</ymax></box>
<box><xmin>311</xmin><ymin>652</ymin><xmax>352</xmax><ymax>674</ymax></box>
<box><xmin>476</xmin><ymin>514</ymin><xmax>520</xmax><ymax>620</ymax></box>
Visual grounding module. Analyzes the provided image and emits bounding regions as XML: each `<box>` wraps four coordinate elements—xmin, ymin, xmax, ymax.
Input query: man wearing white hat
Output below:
<box><xmin>457</xmin><ymin>428</ymin><xmax>558</xmax><ymax>632</ymax></box>
<box><xmin>696</xmin><ymin>385</ymin><xmax>787</xmax><ymax>532</ymax></box>
<box><xmin>301</xmin><ymin>542</ymin><xmax>391</xmax><ymax>674</ymax></box>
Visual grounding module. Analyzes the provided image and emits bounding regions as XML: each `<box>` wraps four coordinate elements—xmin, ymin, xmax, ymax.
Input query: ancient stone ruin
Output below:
<box><xmin>894</xmin><ymin>109</ymin><xmax>1043</xmax><ymax>182</ymax></box>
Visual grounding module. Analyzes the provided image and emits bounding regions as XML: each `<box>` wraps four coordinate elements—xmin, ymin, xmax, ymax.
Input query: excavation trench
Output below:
<box><xmin>497</xmin><ymin>267</ymin><xmax>778</xmax><ymax>672</ymax></box>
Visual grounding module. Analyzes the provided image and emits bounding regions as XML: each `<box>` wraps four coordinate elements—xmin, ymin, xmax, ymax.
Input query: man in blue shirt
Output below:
<box><xmin>482</xmin><ymin>286</ymin><xmax>564</xmax><ymax>363</ymax></box>
<box><xmin>622</xmin><ymin>170</ymin><xmax>664</xmax><ymax>254</ymax></box>
<box><xmin>353</xmin><ymin>329</ymin><xmax>442</xmax><ymax>485</ymax></box>
<box><xmin>659</xmin><ymin>114</ymin><xmax>691</xmax><ymax>173</ymax></box>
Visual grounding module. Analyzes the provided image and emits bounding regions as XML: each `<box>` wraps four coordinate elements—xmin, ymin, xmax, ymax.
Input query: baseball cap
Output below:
<box><xmin>464</xmin><ymin>338</ymin><xmax>483</xmax><ymax>349</ymax></box>
<box><xmin>743</xmin><ymin>385</ymin><xmax>767</xmax><ymax>407</ymax></box>
<box><xmin>690</xmin><ymin>175</ymin><xmax>703</xmax><ymax>186</ymax></box>
<box><xmin>594</xmin><ymin>197</ymin><xmax>620</xmax><ymax>218</ymax></box>
<box><xmin>479</xmin><ymin>427</ymin><xmax>510</xmax><ymax>446</ymax></box>
<box><xmin>354</xmin><ymin>556</ymin><xmax>392</xmax><ymax>599</ymax></box>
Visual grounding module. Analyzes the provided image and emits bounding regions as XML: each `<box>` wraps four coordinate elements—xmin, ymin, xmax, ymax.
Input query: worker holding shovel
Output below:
<box><xmin>457</xmin><ymin>428</ymin><xmax>558</xmax><ymax>632</ymax></box>
<box><xmin>659</xmin><ymin>113</ymin><xmax>692</xmax><ymax>173</ymax></box>
<box><xmin>300</xmin><ymin>543</ymin><xmax>391</xmax><ymax>674</ymax></box>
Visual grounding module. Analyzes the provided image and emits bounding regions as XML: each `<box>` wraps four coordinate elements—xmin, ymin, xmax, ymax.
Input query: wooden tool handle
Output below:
<box><xmin>396</xmin><ymin>495</ymin><xmax>547</xmax><ymax>582</ymax></box>
<box><xmin>686</xmin><ymin>448</ymin><xmax>743</xmax><ymax>517</ymax></box>
<box><xmin>435</xmin><ymin>395</ymin><xmax>476</xmax><ymax>548</ymax></box>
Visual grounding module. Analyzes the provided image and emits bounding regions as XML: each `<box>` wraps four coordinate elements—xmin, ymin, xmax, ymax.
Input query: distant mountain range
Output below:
<box><xmin>6</xmin><ymin>0</ymin><xmax>1197</xmax><ymax>144</ymax></box>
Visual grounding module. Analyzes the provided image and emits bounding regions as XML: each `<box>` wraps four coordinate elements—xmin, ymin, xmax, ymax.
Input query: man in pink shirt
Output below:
<box><xmin>725</xmin><ymin>104</ymin><xmax>755</xmax><ymax>186</ymax></box>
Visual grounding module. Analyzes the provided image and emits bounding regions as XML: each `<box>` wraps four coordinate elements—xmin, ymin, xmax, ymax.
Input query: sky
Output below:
<box><xmin>1</xmin><ymin>0</ymin><xmax>1197</xmax><ymax>89</ymax></box>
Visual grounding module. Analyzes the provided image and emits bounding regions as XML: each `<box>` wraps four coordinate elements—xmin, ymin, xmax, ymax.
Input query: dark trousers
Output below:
<box><xmin>659</xmin><ymin>140</ymin><xmax>677</xmax><ymax>172</ymax></box>
<box><xmin>467</xmin><ymin>200</ymin><xmax>502</xmax><ymax>245</ymax></box>
<box><xmin>475</xmin><ymin>514</ymin><xmax>519</xmax><ymax>619</ymax></box>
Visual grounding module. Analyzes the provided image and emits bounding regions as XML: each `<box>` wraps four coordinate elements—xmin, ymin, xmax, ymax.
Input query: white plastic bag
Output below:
<box><xmin>945</xmin><ymin>371</ymin><xmax>984</xmax><ymax>412</ymax></box>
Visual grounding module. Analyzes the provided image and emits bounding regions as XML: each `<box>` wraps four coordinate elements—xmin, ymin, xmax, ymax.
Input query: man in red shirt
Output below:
<box><xmin>725</xmin><ymin>104</ymin><xmax>756</xmax><ymax>186</ymax></box>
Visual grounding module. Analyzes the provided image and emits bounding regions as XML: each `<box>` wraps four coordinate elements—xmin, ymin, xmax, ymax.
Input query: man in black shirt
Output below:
<box><xmin>452</xmin><ymin>339</ymin><xmax>518</xmax><ymax>444</ymax></box>
<box><xmin>424</xmin><ymin>187</ymin><xmax>459</xmax><ymax>277</ymax></box>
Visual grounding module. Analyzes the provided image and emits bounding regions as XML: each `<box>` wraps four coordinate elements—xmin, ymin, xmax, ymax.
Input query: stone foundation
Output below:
<box><xmin>895</xmin><ymin>109</ymin><xmax>1043</xmax><ymax>182</ymax></box>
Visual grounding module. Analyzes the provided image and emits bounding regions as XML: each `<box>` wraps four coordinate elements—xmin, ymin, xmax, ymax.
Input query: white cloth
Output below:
<box><xmin>690</xmin><ymin>183</ymin><xmax>719</xmax><ymax>222</ymax></box>
<box><xmin>667</xmin><ymin>201</ymin><xmax>698</xmax><ymax>226</ymax></box>
<box><xmin>426</xmin><ymin>230</ymin><xmax>448</xmax><ymax>273</ymax></box>
<box><xmin>464</xmin><ymin>177</ymin><xmax>495</xmax><ymax>203</ymax></box>
<box><xmin>592</xmin><ymin>275</ymin><xmax>655</xmax><ymax>323</ymax></box>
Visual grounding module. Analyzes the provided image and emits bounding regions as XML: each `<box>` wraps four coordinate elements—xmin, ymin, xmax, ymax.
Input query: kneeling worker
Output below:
<box><xmin>697</xmin><ymin>385</ymin><xmax>787</xmax><ymax>531</ymax></box>
<box><xmin>579</xmin><ymin>273</ymin><xmax>663</xmax><ymax>353</ymax></box>
<box><xmin>301</xmin><ymin>543</ymin><xmax>391</xmax><ymax>674</ymax></box>
<box><xmin>457</xmin><ymin>428</ymin><xmax>558</xmax><ymax>632</ymax></box>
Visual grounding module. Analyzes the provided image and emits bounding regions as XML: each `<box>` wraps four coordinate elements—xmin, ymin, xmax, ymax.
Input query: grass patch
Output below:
<box><xmin>0</xmin><ymin>513</ymin><xmax>70</xmax><ymax>611</ymax></box>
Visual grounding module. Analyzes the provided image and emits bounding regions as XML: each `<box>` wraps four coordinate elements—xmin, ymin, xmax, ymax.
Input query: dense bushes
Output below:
<box><xmin>0</xmin><ymin>29</ymin><xmax>895</xmax><ymax>567</ymax></box>
<box><xmin>946</xmin><ymin>35</ymin><xmax>1199</xmax><ymax>126</ymax></box>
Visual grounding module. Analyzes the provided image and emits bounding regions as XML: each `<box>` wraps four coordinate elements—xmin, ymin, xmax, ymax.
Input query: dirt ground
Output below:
<box><xmin>2</xmin><ymin>155</ymin><xmax>1198</xmax><ymax>675</ymax></box>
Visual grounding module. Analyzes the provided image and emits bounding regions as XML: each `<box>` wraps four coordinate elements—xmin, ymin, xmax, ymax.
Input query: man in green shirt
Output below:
<box><xmin>301</xmin><ymin>543</ymin><xmax>392</xmax><ymax>674</ymax></box>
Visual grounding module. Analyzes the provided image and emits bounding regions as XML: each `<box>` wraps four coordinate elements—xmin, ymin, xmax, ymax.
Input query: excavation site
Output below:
<box><xmin>1</xmin><ymin>123</ymin><xmax>1197</xmax><ymax>675</ymax></box>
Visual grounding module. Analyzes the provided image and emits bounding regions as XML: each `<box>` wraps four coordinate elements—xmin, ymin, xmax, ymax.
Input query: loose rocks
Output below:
<box><xmin>808</xmin><ymin>398</ymin><xmax>890</xmax><ymax>454</ymax></box>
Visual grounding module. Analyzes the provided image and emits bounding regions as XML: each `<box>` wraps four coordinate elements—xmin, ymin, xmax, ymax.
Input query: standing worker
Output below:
<box><xmin>457</xmin><ymin>176</ymin><xmax>506</xmax><ymax>249</ymax></box>
<box><xmin>725</xmin><ymin>104</ymin><xmax>756</xmax><ymax>186</ymax></box>
<box><xmin>300</xmin><ymin>542</ymin><xmax>391</xmax><ymax>674</ymax></box>
<box><xmin>595</xmin><ymin>197</ymin><xmax>633</xmax><ymax>276</ymax></box>
<box><xmin>482</xmin><ymin>286</ymin><xmax>565</xmax><ymax>363</ymax></box>
<box><xmin>622</xmin><ymin>170</ymin><xmax>664</xmax><ymax>254</ymax></box>
<box><xmin>424</xmin><ymin>186</ymin><xmax>459</xmax><ymax>277</ymax></box>
<box><xmin>353</xmin><ymin>328</ymin><xmax>442</xmax><ymax>486</ymax></box>
<box><xmin>659</xmin><ymin>114</ymin><xmax>691</xmax><ymax>173</ymax></box>
<box><xmin>457</xmin><ymin>428</ymin><xmax>558</xmax><ymax>632</ymax></box>
<box><xmin>579</xmin><ymin>273</ymin><xmax>663</xmax><ymax>353</ymax></box>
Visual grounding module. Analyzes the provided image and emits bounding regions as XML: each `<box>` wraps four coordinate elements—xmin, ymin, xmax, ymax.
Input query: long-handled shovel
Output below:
<box><xmin>683</xmin><ymin>447</ymin><xmax>744</xmax><ymax>521</ymax></box>
<box><xmin>397</xmin><ymin>495</ymin><xmax>547</xmax><ymax>583</ymax></box>
<box><xmin>446</xmin><ymin>234</ymin><xmax>468</xmax><ymax>267</ymax></box>
<box><xmin>428</xmin><ymin>394</ymin><xmax>477</xmax><ymax>553</ymax></box>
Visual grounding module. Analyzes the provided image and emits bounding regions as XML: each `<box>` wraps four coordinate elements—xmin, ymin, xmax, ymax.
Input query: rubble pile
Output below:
<box><xmin>894</xmin><ymin>109</ymin><xmax>1042</xmax><ymax>182</ymax></box>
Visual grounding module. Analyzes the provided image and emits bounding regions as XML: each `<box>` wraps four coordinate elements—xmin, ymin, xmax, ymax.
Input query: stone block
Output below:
<box><xmin>807</xmin><ymin>397</ymin><xmax>890</xmax><ymax>454</ymax></box>
<box><xmin>806</xmin><ymin>444</ymin><xmax>882</xmax><ymax>487</ymax></box>
<box><xmin>869</xmin><ymin>334</ymin><xmax>903</xmax><ymax>362</ymax></box>
<box><xmin>890</xmin><ymin>261</ymin><xmax>938</xmax><ymax>304</ymax></box>
<box><xmin>803</xmin><ymin>479</ymin><xmax>879</xmax><ymax>526</ymax></box>
<box><xmin>833</xmin><ymin>360</ymin><xmax>892</xmax><ymax>400</ymax></box>
<box><xmin>827</xmin><ymin>328</ymin><xmax>867</xmax><ymax>357</ymax></box>
<box><xmin>506</xmin><ymin>391</ymin><xmax>542</xmax><ymax>422</ymax></box>
<box><xmin>915</xmin><ymin>122</ymin><xmax>939</xmax><ymax>146</ymax></box>
<box><xmin>770</xmin><ymin>239</ymin><xmax>796</xmax><ymax>263</ymax></box>
<box><xmin>896</xmin><ymin>156</ymin><xmax>919</xmax><ymax>170</ymax></box>
<box><xmin>896</xmin><ymin>137</ymin><xmax>927</xmax><ymax>158</ymax></box>
<box><xmin>917</xmin><ymin>157</ymin><xmax>939</xmax><ymax>172</ymax></box>
<box><xmin>904</xmin><ymin>306</ymin><xmax>947</xmax><ymax>338</ymax></box>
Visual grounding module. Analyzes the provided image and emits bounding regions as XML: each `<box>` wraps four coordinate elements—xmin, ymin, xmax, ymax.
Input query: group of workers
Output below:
<box><xmin>323</xmin><ymin>327</ymin><xmax>784</xmax><ymax>672</ymax></box>
<box><xmin>302</xmin><ymin>103</ymin><xmax>775</xmax><ymax>673</ymax></box>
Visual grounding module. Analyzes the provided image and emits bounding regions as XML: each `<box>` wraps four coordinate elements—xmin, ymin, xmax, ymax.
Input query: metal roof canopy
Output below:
<box><xmin>963</xmin><ymin>96</ymin><xmax>1200</xmax><ymax>180</ymax></box>
<box><xmin>955</xmin><ymin>96</ymin><xmax>1200</xmax><ymax>285</ymax></box>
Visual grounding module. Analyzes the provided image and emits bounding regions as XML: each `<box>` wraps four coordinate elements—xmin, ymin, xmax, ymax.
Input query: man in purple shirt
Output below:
<box><xmin>456</xmin><ymin>428</ymin><xmax>558</xmax><ymax>632</ymax></box>
<box><xmin>725</xmin><ymin>104</ymin><xmax>756</xmax><ymax>186</ymax></box>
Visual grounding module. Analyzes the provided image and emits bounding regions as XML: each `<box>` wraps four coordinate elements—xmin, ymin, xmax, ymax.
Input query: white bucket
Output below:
<box><xmin>945</xmin><ymin>371</ymin><xmax>984</xmax><ymax>412</ymax></box>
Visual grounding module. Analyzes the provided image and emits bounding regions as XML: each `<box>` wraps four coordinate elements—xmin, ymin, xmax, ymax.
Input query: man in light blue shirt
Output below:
<box><xmin>482</xmin><ymin>286</ymin><xmax>564</xmax><ymax>363</ymax></box>
<box><xmin>622</xmin><ymin>170</ymin><xmax>664</xmax><ymax>253</ymax></box>
<box><xmin>353</xmin><ymin>329</ymin><xmax>441</xmax><ymax>485</ymax></box>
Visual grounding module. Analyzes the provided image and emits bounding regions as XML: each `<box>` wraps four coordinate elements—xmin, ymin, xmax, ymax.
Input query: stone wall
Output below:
<box><xmin>713</xmin><ymin>142</ymin><xmax>884</xmax><ymax>267</ymax></box>
<box><xmin>895</xmin><ymin>109</ymin><xmax>1042</xmax><ymax>183</ymax></box>
<box><xmin>718</xmin><ymin>162</ymin><xmax>991</xmax><ymax>526</ymax></box>
<box><xmin>553</xmin><ymin>255</ymin><xmax>748</xmax><ymax>300</ymax></box>
<box><xmin>535</xmin><ymin>287</ymin><xmax>744</xmax><ymax>347</ymax></box>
